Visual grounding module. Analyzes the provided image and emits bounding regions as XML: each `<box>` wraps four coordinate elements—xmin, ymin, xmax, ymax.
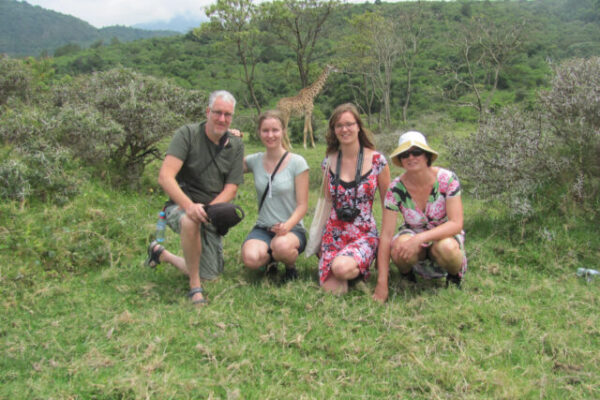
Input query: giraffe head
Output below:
<box><xmin>325</xmin><ymin>64</ymin><xmax>340</xmax><ymax>74</ymax></box>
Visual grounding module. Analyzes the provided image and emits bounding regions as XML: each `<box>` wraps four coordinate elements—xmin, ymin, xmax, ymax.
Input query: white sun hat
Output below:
<box><xmin>389</xmin><ymin>131</ymin><xmax>438</xmax><ymax>167</ymax></box>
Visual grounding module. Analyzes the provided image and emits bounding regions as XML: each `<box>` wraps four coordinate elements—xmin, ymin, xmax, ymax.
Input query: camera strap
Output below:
<box><xmin>334</xmin><ymin>145</ymin><xmax>364</xmax><ymax>210</ymax></box>
<box><xmin>259</xmin><ymin>151</ymin><xmax>289</xmax><ymax>211</ymax></box>
<box><xmin>171</xmin><ymin>131</ymin><xmax>229</xmax><ymax>206</ymax></box>
<box><xmin>195</xmin><ymin>131</ymin><xmax>229</xmax><ymax>178</ymax></box>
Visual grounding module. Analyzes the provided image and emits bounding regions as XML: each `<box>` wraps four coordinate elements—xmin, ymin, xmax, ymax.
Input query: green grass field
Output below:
<box><xmin>1</xmin><ymin>142</ymin><xmax>599</xmax><ymax>399</ymax></box>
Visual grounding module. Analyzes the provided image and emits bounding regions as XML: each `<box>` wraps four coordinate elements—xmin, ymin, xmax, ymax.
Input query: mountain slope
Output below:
<box><xmin>0</xmin><ymin>0</ymin><xmax>179</xmax><ymax>57</ymax></box>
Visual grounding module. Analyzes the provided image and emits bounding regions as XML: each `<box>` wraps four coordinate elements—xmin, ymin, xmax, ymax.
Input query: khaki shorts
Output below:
<box><xmin>164</xmin><ymin>204</ymin><xmax>224</xmax><ymax>281</ymax></box>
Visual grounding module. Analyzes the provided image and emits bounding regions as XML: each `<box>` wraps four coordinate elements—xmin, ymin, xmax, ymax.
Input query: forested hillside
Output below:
<box><xmin>0</xmin><ymin>0</ymin><xmax>179</xmax><ymax>57</ymax></box>
<box><xmin>47</xmin><ymin>0</ymin><xmax>600</xmax><ymax>130</ymax></box>
<box><xmin>2</xmin><ymin>0</ymin><xmax>598</xmax><ymax>215</ymax></box>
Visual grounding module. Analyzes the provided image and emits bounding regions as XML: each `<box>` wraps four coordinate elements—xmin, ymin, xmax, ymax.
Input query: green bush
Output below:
<box><xmin>52</xmin><ymin>67</ymin><xmax>207</xmax><ymax>187</ymax></box>
<box><xmin>0</xmin><ymin>55</ymin><xmax>33</xmax><ymax>106</ymax></box>
<box><xmin>54</xmin><ymin>104</ymin><xmax>124</xmax><ymax>166</ymax></box>
<box><xmin>0</xmin><ymin>145</ymin><xmax>80</xmax><ymax>205</ymax></box>
<box><xmin>0</xmin><ymin>106</ymin><xmax>56</xmax><ymax>146</ymax></box>
<box><xmin>0</xmin><ymin>158</ymin><xmax>29</xmax><ymax>201</ymax></box>
<box><xmin>449</xmin><ymin>57</ymin><xmax>600</xmax><ymax>217</ymax></box>
<box><xmin>0</xmin><ymin>103</ymin><xmax>81</xmax><ymax>204</ymax></box>
<box><xmin>448</xmin><ymin>106</ymin><xmax>559</xmax><ymax>217</ymax></box>
<box><xmin>539</xmin><ymin>56</ymin><xmax>600</xmax><ymax>203</ymax></box>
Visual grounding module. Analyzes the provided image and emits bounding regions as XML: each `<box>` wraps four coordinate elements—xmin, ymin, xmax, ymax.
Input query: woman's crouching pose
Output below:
<box><xmin>241</xmin><ymin>110</ymin><xmax>309</xmax><ymax>281</ymax></box>
<box><xmin>373</xmin><ymin>131</ymin><xmax>466</xmax><ymax>303</ymax></box>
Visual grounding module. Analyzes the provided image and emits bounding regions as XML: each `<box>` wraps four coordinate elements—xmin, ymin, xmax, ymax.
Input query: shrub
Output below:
<box><xmin>0</xmin><ymin>145</ymin><xmax>80</xmax><ymax>205</ymax></box>
<box><xmin>0</xmin><ymin>56</ymin><xmax>32</xmax><ymax>106</ymax></box>
<box><xmin>374</xmin><ymin>131</ymin><xmax>398</xmax><ymax>157</ymax></box>
<box><xmin>52</xmin><ymin>67</ymin><xmax>207</xmax><ymax>187</ymax></box>
<box><xmin>539</xmin><ymin>56</ymin><xmax>600</xmax><ymax>202</ymax></box>
<box><xmin>54</xmin><ymin>104</ymin><xmax>124</xmax><ymax>167</ymax></box>
<box><xmin>0</xmin><ymin>104</ymin><xmax>82</xmax><ymax>204</ymax></box>
<box><xmin>0</xmin><ymin>106</ymin><xmax>56</xmax><ymax>146</ymax></box>
<box><xmin>450</xmin><ymin>57</ymin><xmax>600</xmax><ymax>217</ymax></box>
<box><xmin>0</xmin><ymin>159</ymin><xmax>29</xmax><ymax>202</ymax></box>
<box><xmin>448</xmin><ymin>106</ymin><xmax>561</xmax><ymax>217</ymax></box>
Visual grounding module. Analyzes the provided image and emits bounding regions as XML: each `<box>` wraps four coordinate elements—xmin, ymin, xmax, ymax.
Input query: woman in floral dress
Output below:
<box><xmin>373</xmin><ymin>131</ymin><xmax>466</xmax><ymax>303</ymax></box>
<box><xmin>318</xmin><ymin>103</ymin><xmax>390</xmax><ymax>294</ymax></box>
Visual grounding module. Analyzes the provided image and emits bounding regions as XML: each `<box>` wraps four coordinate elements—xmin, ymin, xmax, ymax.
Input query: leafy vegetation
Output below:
<box><xmin>0</xmin><ymin>63</ymin><xmax>207</xmax><ymax>192</ymax></box>
<box><xmin>449</xmin><ymin>57</ymin><xmax>600</xmax><ymax>217</ymax></box>
<box><xmin>41</xmin><ymin>0</ymin><xmax>599</xmax><ymax>128</ymax></box>
<box><xmin>0</xmin><ymin>0</ymin><xmax>599</xmax><ymax>397</ymax></box>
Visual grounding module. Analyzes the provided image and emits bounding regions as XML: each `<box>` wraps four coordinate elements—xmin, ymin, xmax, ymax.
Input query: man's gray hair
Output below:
<box><xmin>209</xmin><ymin>90</ymin><xmax>236</xmax><ymax>109</ymax></box>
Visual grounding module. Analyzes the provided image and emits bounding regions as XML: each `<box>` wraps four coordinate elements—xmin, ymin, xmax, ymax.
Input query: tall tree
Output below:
<box><xmin>339</xmin><ymin>15</ymin><xmax>378</xmax><ymax>126</ymax></box>
<box><xmin>261</xmin><ymin>0</ymin><xmax>339</xmax><ymax>88</ymax></box>
<box><xmin>449</xmin><ymin>13</ymin><xmax>528</xmax><ymax>121</ymax></box>
<box><xmin>202</xmin><ymin>0</ymin><xmax>263</xmax><ymax>114</ymax></box>
<box><xmin>397</xmin><ymin>7</ymin><xmax>423</xmax><ymax>123</ymax></box>
<box><xmin>345</xmin><ymin>11</ymin><xmax>402</xmax><ymax>130</ymax></box>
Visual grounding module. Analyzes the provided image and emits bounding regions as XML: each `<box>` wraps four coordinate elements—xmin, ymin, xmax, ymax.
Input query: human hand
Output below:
<box><xmin>270</xmin><ymin>222</ymin><xmax>290</xmax><ymax>236</ymax></box>
<box><xmin>372</xmin><ymin>283</ymin><xmax>388</xmax><ymax>303</ymax></box>
<box><xmin>229</xmin><ymin>128</ymin><xmax>243</xmax><ymax>138</ymax></box>
<box><xmin>396</xmin><ymin>236</ymin><xmax>422</xmax><ymax>261</ymax></box>
<box><xmin>184</xmin><ymin>203</ymin><xmax>208</xmax><ymax>224</ymax></box>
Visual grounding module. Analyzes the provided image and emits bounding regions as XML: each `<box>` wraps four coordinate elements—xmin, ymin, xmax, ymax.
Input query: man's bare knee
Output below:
<box><xmin>180</xmin><ymin>215</ymin><xmax>200</xmax><ymax>233</ymax></box>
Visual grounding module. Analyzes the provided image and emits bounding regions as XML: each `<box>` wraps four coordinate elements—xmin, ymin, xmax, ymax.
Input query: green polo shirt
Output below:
<box><xmin>166</xmin><ymin>122</ymin><xmax>244</xmax><ymax>205</ymax></box>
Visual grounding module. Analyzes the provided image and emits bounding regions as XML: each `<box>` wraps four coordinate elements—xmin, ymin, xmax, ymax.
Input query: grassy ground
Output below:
<box><xmin>1</xmin><ymin>141</ymin><xmax>599</xmax><ymax>399</ymax></box>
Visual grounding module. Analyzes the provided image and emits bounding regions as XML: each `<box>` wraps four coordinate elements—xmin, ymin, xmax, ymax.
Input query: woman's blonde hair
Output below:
<box><xmin>325</xmin><ymin>103</ymin><xmax>375</xmax><ymax>155</ymax></box>
<box><xmin>257</xmin><ymin>109</ymin><xmax>291</xmax><ymax>151</ymax></box>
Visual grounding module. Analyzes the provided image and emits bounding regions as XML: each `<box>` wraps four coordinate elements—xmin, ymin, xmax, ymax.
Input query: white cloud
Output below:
<box><xmin>25</xmin><ymin>0</ymin><xmax>213</xmax><ymax>28</ymax></box>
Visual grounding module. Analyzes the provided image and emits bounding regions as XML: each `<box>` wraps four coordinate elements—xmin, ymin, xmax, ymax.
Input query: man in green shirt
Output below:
<box><xmin>147</xmin><ymin>90</ymin><xmax>244</xmax><ymax>305</ymax></box>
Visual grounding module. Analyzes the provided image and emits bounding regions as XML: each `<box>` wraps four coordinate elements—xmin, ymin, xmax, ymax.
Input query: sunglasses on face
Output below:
<box><xmin>399</xmin><ymin>148</ymin><xmax>425</xmax><ymax>159</ymax></box>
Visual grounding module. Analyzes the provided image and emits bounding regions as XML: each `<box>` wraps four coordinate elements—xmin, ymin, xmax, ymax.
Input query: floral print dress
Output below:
<box><xmin>319</xmin><ymin>152</ymin><xmax>387</xmax><ymax>284</ymax></box>
<box><xmin>384</xmin><ymin>167</ymin><xmax>467</xmax><ymax>277</ymax></box>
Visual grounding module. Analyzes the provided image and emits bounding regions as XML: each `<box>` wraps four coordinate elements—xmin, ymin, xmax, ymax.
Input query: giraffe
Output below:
<box><xmin>276</xmin><ymin>64</ymin><xmax>337</xmax><ymax>149</ymax></box>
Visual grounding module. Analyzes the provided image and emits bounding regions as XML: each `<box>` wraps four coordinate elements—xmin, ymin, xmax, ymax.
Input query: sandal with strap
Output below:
<box><xmin>145</xmin><ymin>240</ymin><xmax>164</xmax><ymax>268</ymax></box>
<box><xmin>282</xmin><ymin>265</ymin><xmax>298</xmax><ymax>283</ymax></box>
<box><xmin>265</xmin><ymin>261</ymin><xmax>279</xmax><ymax>278</ymax></box>
<box><xmin>188</xmin><ymin>287</ymin><xmax>207</xmax><ymax>306</ymax></box>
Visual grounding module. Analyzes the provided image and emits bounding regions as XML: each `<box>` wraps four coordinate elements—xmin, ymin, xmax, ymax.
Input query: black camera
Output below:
<box><xmin>335</xmin><ymin>206</ymin><xmax>360</xmax><ymax>222</ymax></box>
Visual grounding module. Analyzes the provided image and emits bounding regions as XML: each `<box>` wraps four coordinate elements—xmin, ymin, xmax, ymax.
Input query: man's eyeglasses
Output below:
<box><xmin>211</xmin><ymin>109</ymin><xmax>233</xmax><ymax>119</ymax></box>
<box><xmin>334</xmin><ymin>121</ymin><xmax>357</xmax><ymax>130</ymax></box>
<box><xmin>399</xmin><ymin>148</ymin><xmax>425</xmax><ymax>159</ymax></box>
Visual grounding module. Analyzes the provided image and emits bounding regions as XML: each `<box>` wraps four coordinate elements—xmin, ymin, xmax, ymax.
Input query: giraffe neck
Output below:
<box><xmin>303</xmin><ymin>67</ymin><xmax>331</xmax><ymax>99</ymax></box>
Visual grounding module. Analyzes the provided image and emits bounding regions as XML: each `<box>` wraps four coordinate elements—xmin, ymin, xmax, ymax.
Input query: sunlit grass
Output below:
<box><xmin>1</xmin><ymin>142</ymin><xmax>599</xmax><ymax>399</ymax></box>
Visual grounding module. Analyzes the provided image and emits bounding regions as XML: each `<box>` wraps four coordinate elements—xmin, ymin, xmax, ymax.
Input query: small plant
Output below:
<box><xmin>0</xmin><ymin>158</ymin><xmax>29</xmax><ymax>201</ymax></box>
<box><xmin>0</xmin><ymin>145</ymin><xmax>80</xmax><ymax>205</ymax></box>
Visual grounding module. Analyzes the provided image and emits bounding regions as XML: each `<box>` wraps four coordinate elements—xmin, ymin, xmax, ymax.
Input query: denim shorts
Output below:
<box><xmin>244</xmin><ymin>225</ymin><xmax>307</xmax><ymax>254</ymax></box>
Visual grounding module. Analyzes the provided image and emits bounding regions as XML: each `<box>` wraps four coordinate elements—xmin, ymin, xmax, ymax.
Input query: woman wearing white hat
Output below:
<box><xmin>373</xmin><ymin>131</ymin><xmax>466</xmax><ymax>302</ymax></box>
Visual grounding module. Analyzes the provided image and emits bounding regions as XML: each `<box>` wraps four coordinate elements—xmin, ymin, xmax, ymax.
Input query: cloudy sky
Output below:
<box><xmin>26</xmin><ymin>0</ymin><xmax>211</xmax><ymax>28</ymax></box>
